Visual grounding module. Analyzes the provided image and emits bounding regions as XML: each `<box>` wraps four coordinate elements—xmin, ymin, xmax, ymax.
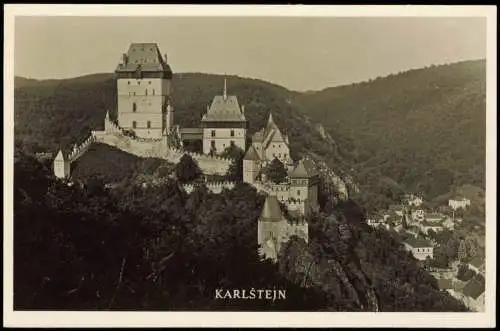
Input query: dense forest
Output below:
<box><xmin>294</xmin><ymin>60</ymin><xmax>486</xmax><ymax>201</ymax></box>
<box><xmin>14</xmin><ymin>150</ymin><xmax>468</xmax><ymax>311</ymax></box>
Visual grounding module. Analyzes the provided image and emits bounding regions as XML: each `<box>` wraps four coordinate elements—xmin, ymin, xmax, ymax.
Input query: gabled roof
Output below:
<box><xmin>289</xmin><ymin>158</ymin><xmax>318</xmax><ymax>178</ymax></box>
<box><xmin>468</xmin><ymin>256</ymin><xmax>484</xmax><ymax>269</ymax></box>
<box><xmin>437</xmin><ymin>278</ymin><xmax>453</xmax><ymax>290</ymax></box>
<box><xmin>201</xmin><ymin>82</ymin><xmax>246</xmax><ymax>123</ymax></box>
<box><xmin>244</xmin><ymin>145</ymin><xmax>261</xmax><ymax>161</ymax></box>
<box><xmin>116</xmin><ymin>43</ymin><xmax>171</xmax><ymax>73</ymax></box>
<box><xmin>404</xmin><ymin>236</ymin><xmax>433</xmax><ymax>248</ymax></box>
<box><xmin>462</xmin><ymin>276</ymin><xmax>485</xmax><ymax>299</ymax></box>
<box><xmin>260</xmin><ymin>195</ymin><xmax>284</xmax><ymax>222</ymax></box>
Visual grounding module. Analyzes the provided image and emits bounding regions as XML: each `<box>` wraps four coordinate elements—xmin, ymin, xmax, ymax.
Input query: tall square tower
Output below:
<box><xmin>115</xmin><ymin>43</ymin><xmax>173</xmax><ymax>139</ymax></box>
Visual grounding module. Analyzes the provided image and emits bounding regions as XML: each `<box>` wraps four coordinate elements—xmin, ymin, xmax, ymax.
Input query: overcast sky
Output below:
<box><xmin>14</xmin><ymin>16</ymin><xmax>486</xmax><ymax>91</ymax></box>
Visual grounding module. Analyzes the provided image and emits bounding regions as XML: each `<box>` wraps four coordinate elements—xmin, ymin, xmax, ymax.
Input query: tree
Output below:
<box><xmin>175</xmin><ymin>154</ymin><xmax>202</xmax><ymax>184</ymax></box>
<box><xmin>457</xmin><ymin>239</ymin><xmax>467</xmax><ymax>261</ymax></box>
<box><xmin>263</xmin><ymin>158</ymin><xmax>288</xmax><ymax>184</ymax></box>
<box><xmin>222</xmin><ymin>145</ymin><xmax>245</xmax><ymax>181</ymax></box>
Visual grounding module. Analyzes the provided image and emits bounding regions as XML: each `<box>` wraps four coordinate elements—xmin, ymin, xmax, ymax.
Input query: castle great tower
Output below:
<box><xmin>115</xmin><ymin>43</ymin><xmax>173</xmax><ymax>139</ymax></box>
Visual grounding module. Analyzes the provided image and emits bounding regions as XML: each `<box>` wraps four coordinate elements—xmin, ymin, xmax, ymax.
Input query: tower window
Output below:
<box><xmin>138</xmin><ymin>81</ymin><xmax>141</xmax><ymax>85</ymax></box>
<box><xmin>133</xmin><ymin>92</ymin><xmax>136</xmax><ymax>96</ymax></box>
<box><xmin>297</xmin><ymin>190</ymin><xmax>300</xmax><ymax>196</ymax></box>
<box><xmin>147</xmin><ymin>121</ymin><xmax>151</xmax><ymax>129</ymax></box>
<box><xmin>230</xmin><ymin>130</ymin><xmax>235</xmax><ymax>137</ymax></box>
<box><xmin>132</xmin><ymin>121</ymin><xmax>137</xmax><ymax>129</ymax></box>
<box><xmin>153</xmin><ymin>89</ymin><xmax>155</xmax><ymax>95</ymax></box>
<box><xmin>211</xmin><ymin>130</ymin><xmax>216</xmax><ymax>137</ymax></box>
<box><xmin>128</xmin><ymin>81</ymin><xmax>130</xmax><ymax>85</ymax></box>
<box><xmin>149</xmin><ymin>81</ymin><xmax>151</xmax><ymax>85</ymax></box>
<box><xmin>133</xmin><ymin>103</ymin><xmax>137</xmax><ymax>112</ymax></box>
<box><xmin>145</xmin><ymin>89</ymin><xmax>148</xmax><ymax>96</ymax></box>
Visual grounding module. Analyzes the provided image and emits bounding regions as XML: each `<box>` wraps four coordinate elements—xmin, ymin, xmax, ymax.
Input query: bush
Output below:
<box><xmin>175</xmin><ymin>154</ymin><xmax>202</xmax><ymax>184</ymax></box>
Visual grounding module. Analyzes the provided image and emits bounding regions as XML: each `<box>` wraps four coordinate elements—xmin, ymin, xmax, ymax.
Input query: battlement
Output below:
<box><xmin>183</xmin><ymin>181</ymin><xmax>236</xmax><ymax>194</ymax></box>
<box><xmin>67</xmin><ymin>134</ymin><xmax>95</xmax><ymax>163</ymax></box>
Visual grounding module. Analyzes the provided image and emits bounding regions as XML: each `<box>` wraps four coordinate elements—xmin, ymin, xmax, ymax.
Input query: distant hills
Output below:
<box><xmin>294</xmin><ymin>59</ymin><xmax>486</xmax><ymax>200</ymax></box>
<box><xmin>14</xmin><ymin>59</ymin><xmax>486</xmax><ymax>201</ymax></box>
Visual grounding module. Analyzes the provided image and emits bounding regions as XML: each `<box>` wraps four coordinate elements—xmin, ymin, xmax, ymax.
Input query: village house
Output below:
<box><xmin>418</xmin><ymin>220</ymin><xmax>444</xmax><ymax>235</ymax></box>
<box><xmin>448</xmin><ymin>196</ymin><xmax>471</xmax><ymax>210</ymax></box>
<box><xmin>425</xmin><ymin>212</ymin><xmax>446</xmax><ymax>223</ymax></box>
<box><xmin>461</xmin><ymin>275</ymin><xmax>485</xmax><ymax>312</ymax></box>
<box><xmin>403</xmin><ymin>237</ymin><xmax>434</xmax><ymax>261</ymax></box>
<box><xmin>467</xmin><ymin>257</ymin><xmax>485</xmax><ymax>275</ymax></box>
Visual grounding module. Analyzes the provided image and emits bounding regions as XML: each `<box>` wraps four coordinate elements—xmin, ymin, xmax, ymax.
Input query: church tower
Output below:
<box><xmin>53</xmin><ymin>150</ymin><xmax>70</xmax><ymax>179</ymax></box>
<box><xmin>115</xmin><ymin>43</ymin><xmax>173</xmax><ymax>139</ymax></box>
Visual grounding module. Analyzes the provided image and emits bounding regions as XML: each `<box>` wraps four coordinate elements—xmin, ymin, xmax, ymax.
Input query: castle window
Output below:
<box><xmin>138</xmin><ymin>81</ymin><xmax>141</xmax><ymax>85</ymax></box>
<box><xmin>211</xmin><ymin>130</ymin><xmax>216</xmax><ymax>137</ymax></box>
<box><xmin>230</xmin><ymin>140</ymin><xmax>235</xmax><ymax>147</ymax></box>
<box><xmin>133</xmin><ymin>102</ymin><xmax>137</xmax><ymax>112</ymax></box>
<box><xmin>279</xmin><ymin>153</ymin><xmax>281</xmax><ymax>158</ymax></box>
<box><xmin>297</xmin><ymin>190</ymin><xmax>300</xmax><ymax>196</ymax></box>
<box><xmin>153</xmin><ymin>89</ymin><xmax>155</xmax><ymax>95</ymax></box>
<box><xmin>230</xmin><ymin>130</ymin><xmax>235</xmax><ymax>137</ymax></box>
<box><xmin>211</xmin><ymin>140</ymin><xmax>216</xmax><ymax>148</ymax></box>
<box><xmin>149</xmin><ymin>81</ymin><xmax>151</xmax><ymax>84</ymax></box>
<box><xmin>128</xmin><ymin>81</ymin><xmax>130</xmax><ymax>85</ymax></box>
<box><xmin>145</xmin><ymin>89</ymin><xmax>148</xmax><ymax>96</ymax></box>
<box><xmin>147</xmin><ymin>121</ymin><xmax>151</xmax><ymax>129</ymax></box>
<box><xmin>133</xmin><ymin>92</ymin><xmax>136</xmax><ymax>96</ymax></box>
<box><xmin>284</xmin><ymin>154</ymin><xmax>287</xmax><ymax>158</ymax></box>
<box><xmin>132</xmin><ymin>121</ymin><xmax>137</xmax><ymax>129</ymax></box>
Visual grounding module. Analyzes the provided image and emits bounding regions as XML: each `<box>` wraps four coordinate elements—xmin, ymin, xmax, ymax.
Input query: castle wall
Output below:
<box><xmin>92</xmin><ymin>130</ymin><xmax>231</xmax><ymax>175</ymax></box>
<box><xmin>182</xmin><ymin>181</ymin><xmax>236</xmax><ymax>194</ymax></box>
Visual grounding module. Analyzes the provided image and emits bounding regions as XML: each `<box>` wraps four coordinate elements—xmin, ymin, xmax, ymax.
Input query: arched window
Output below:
<box><xmin>133</xmin><ymin>103</ymin><xmax>137</xmax><ymax>112</ymax></box>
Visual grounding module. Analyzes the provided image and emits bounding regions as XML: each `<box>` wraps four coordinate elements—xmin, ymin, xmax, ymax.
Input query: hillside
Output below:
<box><xmin>294</xmin><ymin>60</ymin><xmax>486</xmax><ymax>200</ymax></box>
<box><xmin>14</xmin><ymin>71</ymin><xmax>355</xmax><ymax>187</ymax></box>
<box><xmin>14</xmin><ymin>150</ymin><xmax>468</xmax><ymax>311</ymax></box>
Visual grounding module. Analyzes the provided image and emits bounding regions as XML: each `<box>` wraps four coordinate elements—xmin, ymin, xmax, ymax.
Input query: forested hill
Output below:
<box><xmin>293</xmin><ymin>59</ymin><xmax>486</xmax><ymax>200</ymax></box>
<box><xmin>14</xmin><ymin>72</ymin><xmax>355</xmax><ymax>182</ymax></box>
<box><xmin>15</xmin><ymin>59</ymin><xmax>486</xmax><ymax>202</ymax></box>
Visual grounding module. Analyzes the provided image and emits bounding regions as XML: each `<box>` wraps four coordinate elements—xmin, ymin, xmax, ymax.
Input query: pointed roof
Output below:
<box><xmin>289</xmin><ymin>158</ymin><xmax>319</xmax><ymax>178</ymax></box>
<box><xmin>260</xmin><ymin>195</ymin><xmax>283</xmax><ymax>222</ymax></box>
<box><xmin>54</xmin><ymin>149</ymin><xmax>67</xmax><ymax>162</ymax></box>
<box><xmin>201</xmin><ymin>78</ymin><xmax>246</xmax><ymax>123</ymax></box>
<box><xmin>116</xmin><ymin>43</ymin><xmax>171</xmax><ymax>73</ymax></box>
<box><xmin>243</xmin><ymin>145</ymin><xmax>261</xmax><ymax>161</ymax></box>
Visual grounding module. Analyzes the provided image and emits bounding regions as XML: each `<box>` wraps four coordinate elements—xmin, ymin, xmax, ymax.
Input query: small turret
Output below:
<box><xmin>53</xmin><ymin>149</ymin><xmax>70</xmax><ymax>179</ymax></box>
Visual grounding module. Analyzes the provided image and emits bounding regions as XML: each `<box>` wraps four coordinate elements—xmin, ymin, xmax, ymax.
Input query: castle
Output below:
<box><xmin>53</xmin><ymin>42</ymin><xmax>319</xmax><ymax>262</ymax></box>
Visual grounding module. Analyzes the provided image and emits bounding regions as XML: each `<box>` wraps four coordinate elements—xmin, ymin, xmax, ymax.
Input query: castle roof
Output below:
<box><xmin>289</xmin><ymin>158</ymin><xmax>318</xmax><ymax>178</ymax></box>
<box><xmin>462</xmin><ymin>276</ymin><xmax>485</xmax><ymax>299</ymax></box>
<box><xmin>201</xmin><ymin>78</ymin><xmax>246</xmax><ymax>123</ymax></box>
<box><xmin>116</xmin><ymin>43</ymin><xmax>171</xmax><ymax>73</ymax></box>
<box><xmin>202</xmin><ymin>95</ymin><xmax>246</xmax><ymax>122</ymax></box>
<box><xmin>404</xmin><ymin>236</ymin><xmax>433</xmax><ymax>248</ymax></box>
<box><xmin>243</xmin><ymin>145</ymin><xmax>261</xmax><ymax>161</ymax></box>
<box><xmin>54</xmin><ymin>149</ymin><xmax>67</xmax><ymax>162</ymax></box>
<box><xmin>260</xmin><ymin>195</ymin><xmax>283</xmax><ymax>223</ymax></box>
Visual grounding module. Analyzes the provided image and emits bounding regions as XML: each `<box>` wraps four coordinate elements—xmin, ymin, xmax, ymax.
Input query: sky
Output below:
<box><xmin>14</xmin><ymin>16</ymin><xmax>486</xmax><ymax>91</ymax></box>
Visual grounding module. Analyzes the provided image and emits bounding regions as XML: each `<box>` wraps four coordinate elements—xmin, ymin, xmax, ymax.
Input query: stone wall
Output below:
<box><xmin>67</xmin><ymin>134</ymin><xmax>95</xmax><ymax>162</ymax></box>
<box><xmin>182</xmin><ymin>181</ymin><xmax>236</xmax><ymax>194</ymax></box>
<box><xmin>92</xmin><ymin>130</ymin><xmax>231</xmax><ymax>175</ymax></box>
